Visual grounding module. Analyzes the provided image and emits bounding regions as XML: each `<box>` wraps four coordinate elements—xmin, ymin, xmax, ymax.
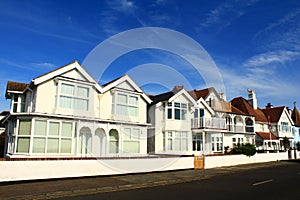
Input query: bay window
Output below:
<box><xmin>59</xmin><ymin>83</ymin><xmax>89</xmax><ymax>111</ymax></box>
<box><xmin>112</xmin><ymin>92</ymin><xmax>139</xmax><ymax>117</ymax></box>
<box><xmin>167</xmin><ymin>102</ymin><xmax>187</xmax><ymax>120</ymax></box>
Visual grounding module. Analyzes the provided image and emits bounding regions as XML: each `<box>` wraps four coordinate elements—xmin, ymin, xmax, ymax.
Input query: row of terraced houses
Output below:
<box><xmin>1</xmin><ymin>61</ymin><xmax>300</xmax><ymax>158</ymax></box>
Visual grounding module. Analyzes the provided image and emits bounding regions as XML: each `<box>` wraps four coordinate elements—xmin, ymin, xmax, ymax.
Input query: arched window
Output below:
<box><xmin>109</xmin><ymin>129</ymin><xmax>119</xmax><ymax>154</ymax></box>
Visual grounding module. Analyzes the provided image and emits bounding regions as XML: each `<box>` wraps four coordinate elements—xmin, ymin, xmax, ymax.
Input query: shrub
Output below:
<box><xmin>230</xmin><ymin>143</ymin><xmax>256</xmax><ymax>157</ymax></box>
<box><xmin>296</xmin><ymin>141</ymin><xmax>300</xmax><ymax>151</ymax></box>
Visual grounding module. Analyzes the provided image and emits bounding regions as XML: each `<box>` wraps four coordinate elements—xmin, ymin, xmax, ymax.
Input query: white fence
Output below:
<box><xmin>0</xmin><ymin>157</ymin><xmax>194</xmax><ymax>182</ymax></box>
<box><xmin>204</xmin><ymin>152</ymin><xmax>289</xmax><ymax>169</ymax></box>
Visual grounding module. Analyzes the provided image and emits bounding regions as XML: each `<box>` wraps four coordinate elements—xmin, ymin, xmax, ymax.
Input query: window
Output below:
<box><xmin>123</xmin><ymin>128</ymin><xmax>140</xmax><ymax>153</ymax></box>
<box><xmin>59</xmin><ymin>83</ymin><xmax>89</xmax><ymax>111</ymax></box>
<box><xmin>113</xmin><ymin>92</ymin><xmax>139</xmax><ymax>117</ymax></box>
<box><xmin>193</xmin><ymin>134</ymin><xmax>203</xmax><ymax>151</ymax></box>
<box><xmin>16</xmin><ymin>120</ymin><xmax>31</xmax><ymax>153</ymax></box>
<box><xmin>167</xmin><ymin>102</ymin><xmax>187</xmax><ymax>120</ymax></box>
<box><xmin>211</xmin><ymin>136</ymin><xmax>222</xmax><ymax>152</ymax></box>
<box><xmin>194</xmin><ymin>108</ymin><xmax>204</xmax><ymax>118</ymax></box>
<box><xmin>163</xmin><ymin>131</ymin><xmax>188</xmax><ymax>152</ymax></box>
<box><xmin>17</xmin><ymin>119</ymin><xmax>75</xmax><ymax>154</ymax></box>
<box><xmin>281</xmin><ymin>122</ymin><xmax>290</xmax><ymax>132</ymax></box>
<box><xmin>109</xmin><ymin>129</ymin><xmax>119</xmax><ymax>153</ymax></box>
<box><xmin>12</xmin><ymin>95</ymin><xmax>26</xmax><ymax>113</ymax></box>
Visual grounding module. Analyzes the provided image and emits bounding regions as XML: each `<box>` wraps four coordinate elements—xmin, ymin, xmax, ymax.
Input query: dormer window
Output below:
<box><xmin>11</xmin><ymin>94</ymin><xmax>25</xmax><ymax>113</ymax></box>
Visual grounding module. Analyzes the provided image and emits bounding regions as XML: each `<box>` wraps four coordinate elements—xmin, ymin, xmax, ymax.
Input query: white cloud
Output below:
<box><xmin>30</xmin><ymin>62</ymin><xmax>57</xmax><ymax>69</ymax></box>
<box><xmin>200</xmin><ymin>0</ymin><xmax>258</xmax><ymax>31</ymax></box>
<box><xmin>243</xmin><ymin>50</ymin><xmax>300</xmax><ymax>67</ymax></box>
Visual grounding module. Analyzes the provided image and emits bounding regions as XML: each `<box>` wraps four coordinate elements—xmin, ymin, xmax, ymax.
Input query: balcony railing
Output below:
<box><xmin>191</xmin><ymin>117</ymin><xmax>226</xmax><ymax>130</ymax></box>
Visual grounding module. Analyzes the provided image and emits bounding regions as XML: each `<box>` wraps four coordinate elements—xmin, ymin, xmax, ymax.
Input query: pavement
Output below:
<box><xmin>0</xmin><ymin>160</ymin><xmax>298</xmax><ymax>200</ymax></box>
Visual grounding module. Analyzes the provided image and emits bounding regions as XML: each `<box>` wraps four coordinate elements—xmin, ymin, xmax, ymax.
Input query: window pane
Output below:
<box><xmin>174</xmin><ymin>138</ymin><xmax>181</xmax><ymax>151</ymax></box>
<box><xmin>167</xmin><ymin>139</ymin><xmax>172</xmax><ymax>150</ymax></box>
<box><xmin>32</xmin><ymin>137</ymin><xmax>46</xmax><ymax>153</ymax></box>
<box><xmin>47</xmin><ymin>138</ymin><xmax>59</xmax><ymax>153</ymax></box>
<box><xmin>182</xmin><ymin>109</ymin><xmax>187</xmax><ymax>120</ymax></box>
<box><xmin>59</xmin><ymin>96</ymin><xmax>72</xmax><ymax>109</ymax></box>
<box><xmin>49</xmin><ymin>122</ymin><xmax>60</xmax><ymax>136</ymax></box>
<box><xmin>200</xmin><ymin>109</ymin><xmax>204</xmax><ymax>117</ymax></box>
<box><xmin>182</xmin><ymin>138</ymin><xmax>188</xmax><ymax>151</ymax></box>
<box><xmin>116</xmin><ymin>104</ymin><xmax>127</xmax><ymax>115</ymax></box>
<box><xmin>61</xmin><ymin>84</ymin><xmax>74</xmax><ymax>95</ymax></box>
<box><xmin>117</xmin><ymin>93</ymin><xmax>127</xmax><ymax>104</ymax></box>
<box><xmin>194</xmin><ymin>109</ymin><xmax>198</xmax><ymax>118</ymax></box>
<box><xmin>123</xmin><ymin>128</ymin><xmax>131</xmax><ymax>140</ymax></box>
<box><xmin>181</xmin><ymin>103</ymin><xmax>187</xmax><ymax>108</ymax></box>
<box><xmin>109</xmin><ymin>141</ymin><xmax>119</xmax><ymax>153</ymax></box>
<box><xmin>34</xmin><ymin>120</ymin><xmax>46</xmax><ymax>136</ymax></box>
<box><xmin>128</xmin><ymin>106</ymin><xmax>138</xmax><ymax>116</ymax></box>
<box><xmin>167</xmin><ymin>108</ymin><xmax>172</xmax><ymax>119</ymax></box>
<box><xmin>132</xmin><ymin>129</ymin><xmax>140</xmax><ymax>139</ymax></box>
<box><xmin>175</xmin><ymin>109</ymin><xmax>180</xmax><ymax>120</ymax></box>
<box><xmin>174</xmin><ymin>103</ymin><xmax>180</xmax><ymax>108</ymax></box>
<box><xmin>74</xmin><ymin>99</ymin><xmax>88</xmax><ymax>110</ymax></box>
<box><xmin>77</xmin><ymin>86</ymin><xmax>89</xmax><ymax>98</ymax></box>
<box><xmin>129</xmin><ymin>96</ymin><xmax>138</xmax><ymax>105</ymax></box>
<box><xmin>16</xmin><ymin>137</ymin><xmax>30</xmax><ymax>153</ymax></box>
<box><xmin>123</xmin><ymin>141</ymin><xmax>139</xmax><ymax>153</ymax></box>
<box><xmin>109</xmin><ymin>130</ymin><xmax>119</xmax><ymax>140</ymax></box>
<box><xmin>62</xmin><ymin>122</ymin><xmax>72</xmax><ymax>137</ymax></box>
<box><xmin>19</xmin><ymin>120</ymin><xmax>31</xmax><ymax>135</ymax></box>
<box><xmin>61</xmin><ymin>138</ymin><xmax>72</xmax><ymax>153</ymax></box>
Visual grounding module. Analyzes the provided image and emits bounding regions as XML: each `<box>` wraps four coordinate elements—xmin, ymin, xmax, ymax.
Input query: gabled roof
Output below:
<box><xmin>150</xmin><ymin>86</ymin><xmax>196</xmax><ymax>105</ymax></box>
<box><xmin>261</xmin><ymin>106</ymin><xmax>285</xmax><ymax>123</ymax></box>
<box><xmin>32</xmin><ymin>61</ymin><xmax>102</xmax><ymax>92</ymax></box>
<box><xmin>231</xmin><ymin>97</ymin><xmax>267</xmax><ymax>122</ymax></box>
<box><xmin>189</xmin><ymin>87</ymin><xmax>215</xmax><ymax>100</ymax></box>
<box><xmin>102</xmin><ymin>74</ymin><xmax>152</xmax><ymax>104</ymax></box>
<box><xmin>292</xmin><ymin>106</ymin><xmax>300</xmax><ymax>127</ymax></box>
<box><xmin>230</xmin><ymin>105</ymin><xmax>246</xmax><ymax>115</ymax></box>
<box><xmin>256</xmin><ymin>132</ymin><xmax>277</xmax><ymax>140</ymax></box>
<box><xmin>5</xmin><ymin>81</ymin><xmax>28</xmax><ymax>98</ymax></box>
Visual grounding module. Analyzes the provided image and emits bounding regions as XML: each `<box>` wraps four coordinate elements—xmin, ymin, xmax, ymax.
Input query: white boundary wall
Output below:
<box><xmin>0</xmin><ymin>157</ymin><xmax>194</xmax><ymax>182</ymax></box>
<box><xmin>204</xmin><ymin>152</ymin><xmax>289</xmax><ymax>169</ymax></box>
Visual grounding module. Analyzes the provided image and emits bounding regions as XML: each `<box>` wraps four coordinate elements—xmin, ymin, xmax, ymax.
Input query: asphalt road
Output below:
<box><xmin>60</xmin><ymin>162</ymin><xmax>300</xmax><ymax>200</ymax></box>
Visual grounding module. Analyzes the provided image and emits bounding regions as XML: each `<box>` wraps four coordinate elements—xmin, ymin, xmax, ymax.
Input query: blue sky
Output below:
<box><xmin>1</xmin><ymin>0</ymin><xmax>300</xmax><ymax>111</ymax></box>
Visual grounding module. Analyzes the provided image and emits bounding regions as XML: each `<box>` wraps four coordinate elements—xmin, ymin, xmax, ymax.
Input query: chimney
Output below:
<box><xmin>265</xmin><ymin>102</ymin><xmax>273</xmax><ymax>108</ymax></box>
<box><xmin>247</xmin><ymin>88</ymin><xmax>257</xmax><ymax>109</ymax></box>
<box><xmin>172</xmin><ymin>86</ymin><xmax>184</xmax><ymax>93</ymax></box>
<box><xmin>219</xmin><ymin>92</ymin><xmax>226</xmax><ymax>101</ymax></box>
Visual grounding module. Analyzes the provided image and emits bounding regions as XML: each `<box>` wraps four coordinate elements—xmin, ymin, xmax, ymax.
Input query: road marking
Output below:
<box><xmin>253</xmin><ymin>179</ymin><xmax>273</xmax><ymax>186</ymax></box>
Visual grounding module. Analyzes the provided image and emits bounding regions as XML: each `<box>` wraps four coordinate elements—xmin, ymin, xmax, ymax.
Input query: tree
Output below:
<box><xmin>282</xmin><ymin>136</ymin><xmax>290</xmax><ymax>151</ymax></box>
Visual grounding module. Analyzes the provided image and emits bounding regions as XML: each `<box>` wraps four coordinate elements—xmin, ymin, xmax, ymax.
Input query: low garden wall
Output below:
<box><xmin>204</xmin><ymin>151</ymin><xmax>289</xmax><ymax>169</ymax></box>
<box><xmin>0</xmin><ymin>156</ymin><xmax>194</xmax><ymax>182</ymax></box>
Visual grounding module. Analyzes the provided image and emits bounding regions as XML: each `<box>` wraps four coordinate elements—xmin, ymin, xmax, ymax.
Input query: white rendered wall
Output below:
<box><xmin>204</xmin><ymin>152</ymin><xmax>289</xmax><ymax>169</ymax></box>
<box><xmin>0</xmin><ymin>157</ymin><xmax>194</xmax><ymax>182</ymax></box>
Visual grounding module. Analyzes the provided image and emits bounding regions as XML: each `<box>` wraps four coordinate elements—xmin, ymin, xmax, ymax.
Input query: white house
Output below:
<box><xmin>291</xmin><ymin>104</ymin><xmax>300</xmax><ymax>148</ymax></box>
<box><xmin>190</xmin><ymin>88</ymin><xmax>255</xmax><ymax>154</ymax></box>
<box><xmin>147</xmin><ymin>86</ymin><xmax>196</xmax><ymax>155</ymax></box>
<box><xmin>3</xmin><ymin>61</ymin><xmax>152</xmax><ymax>158</ymax></box>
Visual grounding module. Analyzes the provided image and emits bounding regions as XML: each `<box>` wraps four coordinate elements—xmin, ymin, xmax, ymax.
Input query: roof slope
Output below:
<box><xmin>6</xmin><ymin>81</ymin><xmax>28</xmax><ymax>98</ymax></box>
<box><xmin>231</xmin><ymin>97</ymin><xmax>267</xmax><ymax>122</ymax></box>
<box><xmin>256</xmin><ymin>132</ymin><xmax>277</xmax><ymax>140</ymax></box>
<box><xmin>261</xmin><ymin>106</ymin><xmax>285</xmax><ymax>123</ymax></box>
<box><xmin>292</xmin><ymin>106</ymin><xmax>300</xmax><ymax>127</ymax></box>
<box><xmin>188</xmin><ymin>87</ymin><xmax>213</xmax><ymax>100</ymax></box>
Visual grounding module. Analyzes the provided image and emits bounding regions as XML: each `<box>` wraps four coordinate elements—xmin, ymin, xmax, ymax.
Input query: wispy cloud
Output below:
<box><xmin>254</xmin><ymin>9</ymin><xmax>300</xmax><ymax>41</ymax></box>
<box><xmin>200</xmin><ymin>0</ymin><xmax>258</xmax><ymax>32</ymax></box>
<box><xmin>0</xmin><ymin>58</ymin><xmax>56</xmax><ymax>72</ymax></box>
<box><xmin>243</xmin><ymin>50</ymin><xmax>300</xmax><ymax>67</ymax></box>
<box><xmin>30</xmin><ymin>62</ymin><xmax>57</xmax><ymax>69</ymax></box>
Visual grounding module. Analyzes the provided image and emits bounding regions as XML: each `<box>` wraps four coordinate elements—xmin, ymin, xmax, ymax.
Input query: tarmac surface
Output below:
<box><xmin>0</xmin><ymin>160</ymin><xmax>298</xmax><ymax>200</ymax></box>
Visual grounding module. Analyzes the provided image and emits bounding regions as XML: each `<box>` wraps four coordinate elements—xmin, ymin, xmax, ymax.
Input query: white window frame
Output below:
<box><xmin>58</xmin><ymin>81</ymin><xmax>90</xmax><ymax>111</ymax></box>
<box><xmin>166</xmin><ymin>102</ymin><xmax>188</xmax><ymax>120</ymax></box>
<box><xmin>163</xmin><ymin>131</ymin><xmax>188</xmax><ymax>152</ymax></box>
<box><xmin>112</xmin><ymin>91</ymin><xmax>139</xmax><ymax>117</ymax></box>
<box><xmin>123</xmin><ymin>127</ymin><xmax>140</xmax><ymax>154</ymax></box>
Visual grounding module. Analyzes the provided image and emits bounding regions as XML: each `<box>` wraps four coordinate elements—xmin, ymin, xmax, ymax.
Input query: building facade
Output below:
<box><xmin>3</xmin><ymin>61</ymin><xmax>152</xmax><ymax>158</ymax></box>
